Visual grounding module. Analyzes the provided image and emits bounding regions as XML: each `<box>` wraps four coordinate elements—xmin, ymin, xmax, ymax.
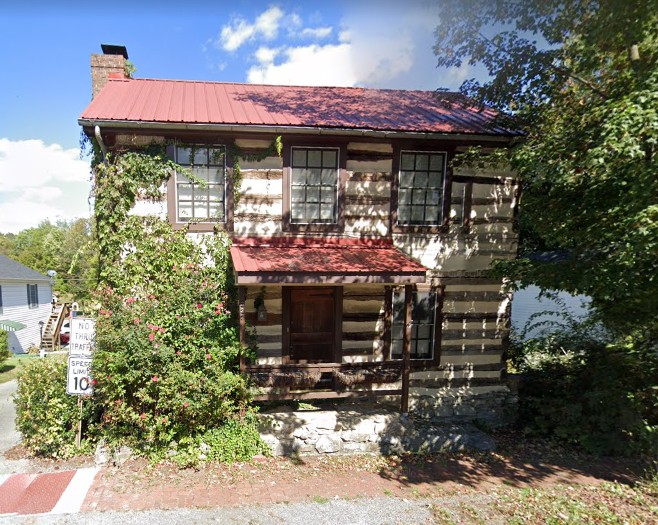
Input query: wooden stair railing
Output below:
<box><xmin>41</xmin><ymin>303</ymin><xmax>70</xmax><ymax>351</ymax></box>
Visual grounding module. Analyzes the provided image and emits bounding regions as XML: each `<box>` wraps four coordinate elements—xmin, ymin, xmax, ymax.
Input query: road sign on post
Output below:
<box><xmin>66</xmin><ymin>355</ymin><xmax>94</xmax><ymax>395</ymax></box>
<box><xmin>69</xmin><ymin>318</ymin><xmax>96</xmax><ymax>356</ymax></box>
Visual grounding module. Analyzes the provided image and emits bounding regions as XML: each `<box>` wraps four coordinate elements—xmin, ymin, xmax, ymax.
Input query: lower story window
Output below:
<box><xmin>391</xmin><ymin>289</ymin><xmax>436</xmax><ymax>360</ymax></box>
<box><xmin>27</xmin><ymin>284</ymin><xmax>39</xmax><ymax>308</ymax></box>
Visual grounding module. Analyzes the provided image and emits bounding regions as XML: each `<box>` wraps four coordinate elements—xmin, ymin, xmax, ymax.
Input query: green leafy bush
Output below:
<box><xmin>14</xmin><ymin>357</ymin><xmax>97</xmax><ymax>458</ymax></box>
<box><xmin>515</xmin><ymin>332</ymin><xmax>658</xmax><ymax>456</ymax></box>
<box><xmin>92</xmin><ymin>218</ymin><xmax>260</xmax><ymax>458</ymax></box>
<box><xmin>0</xmin><ymin>329</ymin><xmax>10</xmax><ymax>363</ymax></box>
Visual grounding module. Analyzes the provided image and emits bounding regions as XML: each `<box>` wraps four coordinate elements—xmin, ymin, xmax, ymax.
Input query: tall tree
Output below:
<box><xmin>2</xmin><ymin>220</ymin><xmax>97</xmax><ymax>302</ymax></box>
<box><xmin>435</xmin><ymin>0</ymin><xmax>658</xmax><ymax>338</ymax></box>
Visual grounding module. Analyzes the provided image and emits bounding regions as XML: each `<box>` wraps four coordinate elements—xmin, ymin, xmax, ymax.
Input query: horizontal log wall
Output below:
<box><xmin>342</xmin><ymin>285</ymin><xmax>386</xmax><ymax>363</ymax></box>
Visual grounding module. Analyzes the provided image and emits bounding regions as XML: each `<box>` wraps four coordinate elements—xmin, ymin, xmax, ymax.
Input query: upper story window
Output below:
<box><xmin>27</xmin><ymin>284</ymin><xmax>39</xmax><ymax>309</ymax></box>
<box><xmin>174</xmin><ymin>145</ymin><xmax>226</xmax><ymax>223</ymax></box>
<box><xmin>398</xmin><ymin>151</ymin><xmax>446</xmax><ymax>226</ymax></box>
<box><xmin>391</xmin><ymin>289</ymin><xmax>437</xmax><ymax>361</ymax></box>
<box><xmin>290</xmin><ymin>147</ymin><xmax>339</xmax><ymax>224</ymax></box>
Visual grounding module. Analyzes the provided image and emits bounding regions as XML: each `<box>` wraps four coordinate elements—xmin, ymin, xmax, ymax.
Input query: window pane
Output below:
<box><xmin>208</xmin><ymin>148</ymin><xmax>225</xmax><ymax>166</ymax></box>
<box><xmin>400</xmin><ymin>171</ymin><xmax>413</xmax><ymax>188</ymax></box>
<box><xmin>412</xmin><ymin>189</ymin><xmax>426</xmax><ymax>204</ymax></box>
<box><xmin>322</xmin><ymin>150</ymin><xmax>337</xmax><ymax>167</ymax></box>
<box><xmin>415</xmin><ymin>340</ymin><xmax>431</xmax><ymax>358</ymax></box>
<box><xmin>320</xmin><ymin>187</ymin><xmax>335</xmax><ymax>203</ymax></box>
<box><xmin>178</xmin><ymin>184</ymin><xmax>193</xmax><ymax>201</ymax></box>
<box><xmin>306</xmin><ymin>203</ymin><xmax>320</xmax><ymax>220</ymax></box>
<box><xmin>208</xmin><ymin>185</ymin><xmax>223</xmax><ymax>202</ymax></box>
<box><xmin>291</xmin><ymin>202</ymin><xmax>305</xmax><ymax>221</ymax></box>
<box><xmin>415</xmin><ymin>154</ymin><xmax>429</xmax><ymax>171</ymax></box>
<box><xmin>401</xmin><ymin>154</ymin><xmax>414</xmax><ymax>171</ymax></box>
<box><xmin>307</xmin><ymin>168</ymin><xmax>321</xmax><ymax>186</ymax></box>
<box><xmin>292</xmin><ymin>168</ymin><xmax>306</xmax><ymax>185</ymax></box>
<box><xmin>194</xmin><ymin>202</ymin><xmax>208</xmax><ymax>218</ymax></box>
<box><xmin>308</xmin><ymin>150</ymin><xmax>322</xmax><ymax>167</ymax></box>
<box><xmin>306</xmin><ymin>188</ymin><xmax>319</xmax><ymax>203</ymax></box>
<box><xmin>398</xmin><ymin>206</ymin><xmax>411</xmax><ymax>224</ymax></box>
<box><xmin>411</xmin><ymin>206</ymin><xmax>425</xmax><ymax>223</ymax></box>
<box><xmin>398</xmin><ymin>189</ymin><xmax>411</xmax><ymax>205</ymax></box>
<box><xmin>321</xmin><ymin>168</ymin><xmax>337</xmax><ymax>185</ymax></box>
<box><xmin>192</xmin><ymin>167</ymin><xmax>211</xmax><ymax>182</ymax></box>
<box><xmin>178</xmin><ymin>202</ymin><xmax>192</xmax><ymax>220</ymax></box>
<box><xmin>292</xmin><ymin>149</ymin><xmax>306</xmax><ymax>167</ymax></box>
<box><xmin>291</xmin><ymin>186</ymin><xmax>306</xmax><ymax>203</ymax></box>
<box><xmin>429</xmin><ymin>189</ymin><xmax>442</xmax><ymax>203</ymax></box>
<box><xmin>177</xmin><ymin>147</ymin><xmax>192</xmax><ymax>165</ymax></box>
<box><xmin>320</xmin><ymin>204</ymin><xmax>334</xmax><ymax>220</ymax></box>
<box><xmin>429</xmin><ymin>154</ymin><xmax>444</xmax><ymax>171</ymax></box>
<box><xmin>414</xmin><ymin>172</ymin><xmax>428</xmax><ymax>188</ymax></box>
<box><xmin>425</xmin><ymin>206</ymin><xmax>440</xmax><ymax>223</ymax></box>
<box><xmin>208</xmin><ymin>203</ymin><xmax>224</xmax><ymax>219</ymax></box>
<box><xmin>428</xmin><ymin>170</ymin><xmax>443</xmax><ymax>187</ymax></box>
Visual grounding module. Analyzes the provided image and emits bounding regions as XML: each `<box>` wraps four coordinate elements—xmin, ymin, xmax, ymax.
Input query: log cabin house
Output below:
<box><xmin>79</xmin><ymin>45</ymin><xmax>521</xmax><ymax>424</ymax></box>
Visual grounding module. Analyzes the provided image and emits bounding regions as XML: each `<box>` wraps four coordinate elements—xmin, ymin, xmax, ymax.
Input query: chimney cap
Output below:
<box><xmin>101</xmin><ymin>44</ymin><xmax>128</xmax><ymax>59</ymax></box>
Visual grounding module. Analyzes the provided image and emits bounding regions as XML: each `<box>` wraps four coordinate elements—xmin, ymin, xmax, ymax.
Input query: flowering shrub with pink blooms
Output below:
<box><xmin>91</xmin><ymin>217</ymin><xmax>265</xmax><ymax>461</ymax></box>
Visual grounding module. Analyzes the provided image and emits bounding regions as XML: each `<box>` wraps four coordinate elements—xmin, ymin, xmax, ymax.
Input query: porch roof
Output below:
<box><xmin>230</xmin><ymin>238</ymin><xmax>426</xmax><ymax>285</ymax></box>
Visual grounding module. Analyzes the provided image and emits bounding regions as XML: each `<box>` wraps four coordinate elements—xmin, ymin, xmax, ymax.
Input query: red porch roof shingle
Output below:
<box><xmin>230</xmin><ymin>238</ymin><xmax>426</xmax><ymax>284</ymax></box>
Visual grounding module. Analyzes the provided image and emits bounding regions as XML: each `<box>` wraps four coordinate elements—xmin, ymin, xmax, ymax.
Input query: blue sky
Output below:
<box><xmin>0</xmin><ymin>0</ymin><xmax>478</xmax><ymax>233</ymax></box>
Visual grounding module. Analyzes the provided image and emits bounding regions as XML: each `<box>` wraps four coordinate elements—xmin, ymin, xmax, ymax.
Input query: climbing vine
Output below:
<box><xmin>88</xmin><ymin>135</ymin><xmax>282</xmax><ymax>283</ymax></box>
<box><xmin>228</xmin><ymin>136</ymin><xmax>282</xmax><ymax>204</ymax></box>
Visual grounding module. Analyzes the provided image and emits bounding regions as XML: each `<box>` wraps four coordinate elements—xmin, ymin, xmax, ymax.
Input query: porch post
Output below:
<box><xmin>400</xmin><ymin>284</ymin><xmax>412</xmax><ymax>414</ymax></box>
<box><xmin>238</xmin><ymin>286</ymin><xmax>246</xmax><ymax>371</ymax></box>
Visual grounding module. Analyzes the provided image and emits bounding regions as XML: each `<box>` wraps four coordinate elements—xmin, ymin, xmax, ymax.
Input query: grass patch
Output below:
<box><xmin>0</xmin><ymin>354</ymin><xmax>35</xmax><ymax>384</ymax></box>
<box><xmin>493</xmin><ymin>482</ymin><xmax>658</xmax><ymax>524</ymax></box>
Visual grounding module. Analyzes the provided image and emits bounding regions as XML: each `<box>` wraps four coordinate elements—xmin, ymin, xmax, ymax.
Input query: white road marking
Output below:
<box><xmin>50</xmin><ymin>467</ymin><xmax>98</xmax><ymax>514</ymax></box>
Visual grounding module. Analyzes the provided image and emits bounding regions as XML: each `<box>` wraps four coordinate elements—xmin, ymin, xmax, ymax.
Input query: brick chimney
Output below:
<box><xmin>91</xmin><ymin>44</ymin><xmax>128</xmax><ymax>98</ymax></box>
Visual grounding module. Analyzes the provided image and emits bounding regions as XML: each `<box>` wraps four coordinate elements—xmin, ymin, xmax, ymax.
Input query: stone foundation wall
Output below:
<box><xmin>258</xmin><ymin>387</ymin><xmax>517</xmax><ymax>457</ymax></box>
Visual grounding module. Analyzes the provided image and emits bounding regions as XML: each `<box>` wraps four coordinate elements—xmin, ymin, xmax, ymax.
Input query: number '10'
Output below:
<box><xmin>74</xmin><ymin>377</ymin><xmax>90</xmax><ymax>391</ymax></box>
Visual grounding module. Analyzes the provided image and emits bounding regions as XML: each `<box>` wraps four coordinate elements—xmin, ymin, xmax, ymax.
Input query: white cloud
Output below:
<box><xmin>299</xmin><ymin>27</ymin><xmax>332</xmax><ymax>39</ymax></box>
<box><xmin>254</xmin><ymin>46</ymin><xmax>279</xmax><ymax>65</ymax></box>
<box><xmin>248</xmin><ymin>43</ymin><xmax>356</xmax><ymax>86</ymax></box>
<box><xmin>0</xmin><ymin>138</ymin><xmax>91</xmax><ymax>233</ymax></box>
<box><xmin>219</xmin><ymin>6</ymin><xmax>284</xmax><ymax>52</ymax></box>
<box><xmin>236</xmin><ymin>2</ymin><xmax>450</xmax><ymax>90</ymax></box>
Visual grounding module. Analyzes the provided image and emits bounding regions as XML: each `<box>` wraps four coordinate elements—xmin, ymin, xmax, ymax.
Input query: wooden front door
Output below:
<box><xmin>288</xmin><ymin>287</ymin><xmax>337</xmax><ymax>363</ymax></box>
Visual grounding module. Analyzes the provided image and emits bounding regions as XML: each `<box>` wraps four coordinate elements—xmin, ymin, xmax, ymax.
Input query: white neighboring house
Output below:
<box><xmin>512</xmin><ymin>285</ymin><xmax>591</xmax><ymax>340</ymax></box>
<box><xmin>0</xmin><ymin>254</ymin><xmax>53</xmax><ymax>353</ymax></box>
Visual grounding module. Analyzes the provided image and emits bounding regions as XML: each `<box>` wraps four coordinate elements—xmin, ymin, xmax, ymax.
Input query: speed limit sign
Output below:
<box><xmin>66</xmin><ymin>356</ymin><xmax>94</xmax><ymax>395</ymax></box>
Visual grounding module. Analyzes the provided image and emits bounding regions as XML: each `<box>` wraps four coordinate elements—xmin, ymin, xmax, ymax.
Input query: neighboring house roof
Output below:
<box><xmin>230</xmin><ymin>237</ymin><xmax>427</xmax><ymax>284</ymax></box>
<box><xmin>79</xmin><ymin>78</ymin><xmax>520</xmax><ymax>137</ymax></box>
<box><xmin>0</xmin><ymin>255</ymin><xmax>50</xmax><ymax>283</ymax></box>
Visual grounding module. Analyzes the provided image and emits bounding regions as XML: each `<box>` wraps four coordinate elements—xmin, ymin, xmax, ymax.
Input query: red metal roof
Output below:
<box><xmin>230</xmin><ymin>238</ymin><xmax>426</xmax><ymax>284</ymax></box>
<box><xmin>80</xmin><ymin>78</ymin><xmax>518</xmax><ymax>136</ymax></box>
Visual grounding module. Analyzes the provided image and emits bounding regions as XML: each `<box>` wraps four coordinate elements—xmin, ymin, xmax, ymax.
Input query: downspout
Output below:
<box><xmin>94</xmin><ymin>125</ymin><xmax>108</xmax><ymax>164</ymax></box>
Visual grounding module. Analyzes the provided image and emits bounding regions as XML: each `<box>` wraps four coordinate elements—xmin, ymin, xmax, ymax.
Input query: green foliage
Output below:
<box><xmin>0</xmin><ymin>218</ymin><xmax>97</xmax><ymax>303</ymax></box>
<box><xmin>92</xmin><ymin>217</ymin><xmax>257</xmax><ymax>455</ymax></box>
<box><xmin>514</xmin><ymin>332</ymin><xmax>658</xmax><ymax>456</ymax></box>
<box><xmin>14</xmin><ymin>357</ymin><xmax>97</xmax><ymax>458</ymax></box>
<box><xmin>0</xmin><ymin>330</ymin><xmax>9</xmax><ymax>364</ymax></box>
<box><xmin>435</xmin><ymin>1</ymin><xmax>658</xmax><ymax>340</ymax></box>
<box><xmin>93</xmin><ymin>148</ymin><xmax>187</xmax><ymax>283</ymax></box>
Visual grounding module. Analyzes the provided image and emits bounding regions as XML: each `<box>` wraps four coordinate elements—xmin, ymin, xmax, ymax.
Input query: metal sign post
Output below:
<box><xmin>67</xmin><ymin>317</ymin><xmax>96</xmax><ymax>448</ymax></box>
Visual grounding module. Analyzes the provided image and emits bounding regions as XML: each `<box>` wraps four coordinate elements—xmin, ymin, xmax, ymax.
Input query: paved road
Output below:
<box><xmin>0</xmin><ymin>380</ymin><xmax>20</xmax><ymax>454</ymax></box>
<box><xmin>1</xmin><ymin>496</ymin><xmax>437</xmax><ymax>525</ymax></box>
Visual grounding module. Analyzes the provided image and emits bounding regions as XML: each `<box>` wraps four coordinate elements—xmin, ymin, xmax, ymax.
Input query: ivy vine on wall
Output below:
<box><xmin>85</xmin><ymin>135</ymin><xmax>282</xmax><ymax>283</ymax></box>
